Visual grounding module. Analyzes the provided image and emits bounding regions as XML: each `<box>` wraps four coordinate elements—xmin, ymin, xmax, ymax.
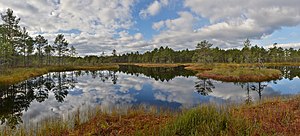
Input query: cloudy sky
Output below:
<box><xmin>1</xmin><ymin>0</ymin><xmax>300</xmax><ymax>56</ymax></box>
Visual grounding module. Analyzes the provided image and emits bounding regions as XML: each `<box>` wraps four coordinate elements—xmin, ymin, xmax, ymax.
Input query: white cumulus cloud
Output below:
<box><xmin>139</xmin><ymin>0</ymin><xmax>169</xmax><ymax>19</ymax></box>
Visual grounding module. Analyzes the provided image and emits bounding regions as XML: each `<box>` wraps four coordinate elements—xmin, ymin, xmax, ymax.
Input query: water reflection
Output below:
<box><xmin>194</xmin><ymin>79</ymin><xmax>270</xmax><ymax>104</ymax></box>
<box><xmin>117</xmin><ymin>65</ymin><xmax>196</xmax><ymax>82</ymax></box>
<box><xmin>269</xmin><ymin>66</ymin><xmax>300</xmax><ymax>80</ymax></box>
<box><xmin>237</xmin><ymin>82</ymin><xmax>268</xmax><ymax>104</ymax></box>
<box><xmin>195</xmin><ymin>78</ymin><xmax>215</xmax><ymax>96</ymax></box>
<box><xmin>0</xmin><ymin>71</ymin><xmax>116</xmax><ymax>128</ymax></box>
<box><xmin>0</xmin><ymin>72</ymin><xmax>73</xmax><ymax>128</ymax></box>
<box><xmin>0</xmin><ymin>65</ymin><xmax>300</xmax><ymax>128</ymax></box>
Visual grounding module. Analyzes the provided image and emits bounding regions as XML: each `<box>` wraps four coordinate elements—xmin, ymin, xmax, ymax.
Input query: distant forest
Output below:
<box><xmin>1</xmin><ymin>8</ymin><xmax>300</xmax><ymax>70</ymax></box>
<box><xmin>87</xmin><ymin>39</ymin><xmax>300</xmax><ymax>64</ymax></box>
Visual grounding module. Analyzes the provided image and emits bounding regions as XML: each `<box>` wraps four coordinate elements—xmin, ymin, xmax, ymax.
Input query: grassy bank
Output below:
<box><xmin>0</xmin><ymin>65</ymin><xmax>119</xmax><ymax>84</ymax></box>
<box><xmin>1</xmin><ymin>106</ymin><xmax>174</xmax><ymax>136</ymax></box>
<box><xmin>158</xmin><ymin>106</ymin><xmax>254</xmax><ymax>136</ymax></box>
<box><xmin>232</xmin><ymin>95</ymin><xmax>300</xmax><ymax>135</ymax></box>
<box><xmin>120</xmin><ymin>63</ymin><xmax>283</xmax><ymax>82</ymax></box>
<box><xmin>183</xmin><ymin>63</ymin><xmax>282</xmax><ymax>82</ymax></box>
<box><xmin>197</xmin><ymin>67</ymin><xmax>282</xmax><ymax>82</ymax></box>
<box><xmin>159</xmin><ymin>95</ymin><xmax>300</xmax><ymax>136</ymax></box>
<box><xmin>264</xmin><ymin>62</ymin><xmax>300</xmax><ymax>67</ymax></box>
<box><xmin>119</xmin><ymin>63</ymin><xmax>185</xmax><ymax>68</ymax></box>
<box><xmin>2</xmin><ymin>96</ymin><xmax>300</xmax><ymax>135</ymax></box>
<box><xmin>120</xmin><ymin>63</ymin><xmax>282</xmax><ymax>82</ymax></box>
<box><xmin>0</xmin><ymin>62</ymin><xmax>287</xmax><ymax>84</ymax></box>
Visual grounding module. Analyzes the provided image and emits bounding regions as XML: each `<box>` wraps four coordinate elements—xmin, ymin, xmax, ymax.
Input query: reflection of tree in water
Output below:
<box><xmin>52</xmin><ymin>72</ymin><xmax>70</xmax><ymax>102</ymax></box>
<box><xmin>269</xmin><ymin>66</ymin><xmax>300</xmax><ymax>80</ymax></box>
<box><xmin>0</xmin><ymin>70</ymin><xmax>118</xmax><ymax>128</ymax></box>
<box><xmin>238</xmin><ymin>82</ymin><xmax>267</xmax><ymax>104</ymax></box>
<box><xmin>111</xmin><ymin>71</ymin><xmax>118</xmax><ymax>84</ymax></box>
<box><xmin>0</xmin><ymin>84</ymin><xmax>30</xmax><ymax>128</ymax></box>
<box><xmin>80</xmin><ymin>70</ymin><xmax>118</xmax><ymax>84</ymax></box>
<box><xmin>250</xmin><ymin>82</ymin><xmax>267</xmax><ymax>100</ymax></box>
<box><xmin>195</xmin><ymin>78</ymin><xmax>215</xmax><ymax>96</ymax></box>
<box><xmin>35</xmin><ymin>76</ymin><xmax>50</xmax><ymax>103</ymax></box>
<box><xmin>0</xmin><ymin>72</ymin><xmax>76</xmax><ymax>128</ymax></box>
<box><xmin>240</xmin><ymin>83</ymin><xmax>253</xmax><ymax>104</ymax></box>
<box><xmin>118</xmin><ymin>65</ymin><xmax>196</xmax><ymax>82</ymax></box>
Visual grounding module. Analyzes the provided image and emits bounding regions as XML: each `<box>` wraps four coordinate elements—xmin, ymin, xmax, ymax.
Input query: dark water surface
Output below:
<box><xmin>1</xmin><ymin>65</ymin><xmax>300</xmax><ymax>127</ymax></box>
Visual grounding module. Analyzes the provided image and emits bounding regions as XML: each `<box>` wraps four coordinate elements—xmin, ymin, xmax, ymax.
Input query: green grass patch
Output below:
<box><xmin>158</xmin><ymin>105</ymin><xmax>258</xmax><ymax>136</ymax></box>
<box><xmin>118</xmin><ymin>63</ymin><xmax>185</xmax><ymax>68</ymax></box>
<box><xmin>184</xmin><ymin>63</ymin><xmax>214</xmax><ymax>71</ymax></box>
<box><xmin>264</xmin><ymin>62</ymin><xmax>300</xmax><ymax>67</ymax></box>
<box><xmin>197</xmin><ymin>67</ymin><xmax>282</xmax><ymax>82</ymax></box>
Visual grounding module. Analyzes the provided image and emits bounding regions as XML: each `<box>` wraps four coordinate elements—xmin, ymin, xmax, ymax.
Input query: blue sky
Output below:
<box><xmin>253</xmin><ymin>26</ymin><xmax>300</xmax><ymax>47</ymax></box>
<box><xmin>1</xmin><ymin>0</ymin><xmax>300</xmax><ymax>55</ymax></box>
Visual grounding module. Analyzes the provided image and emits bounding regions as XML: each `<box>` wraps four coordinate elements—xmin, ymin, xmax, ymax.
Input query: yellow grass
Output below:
<box><xmin>0</xmin><ymin>65</ymin><xmax>119</xmax><ymax>84</ymax></box>
<box><xmin>183</xmin><ymin>63</ymin><xmax>282</xmax><ymax>82</ymax></box>
<box><xmin>198</xmin><ymin>67</ymin><xmax>282</xmax><ymax>82</ymax></box>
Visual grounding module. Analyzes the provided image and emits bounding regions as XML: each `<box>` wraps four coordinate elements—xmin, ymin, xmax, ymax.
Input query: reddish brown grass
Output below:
<box><xmin>66</xmin><ymin>112</ymin><xmax>172</xmax><ymax>136</ymax></box>
<box><xmin>198</xmin><ymin>72</ymin><xmax>281</xmax><ymax>82</ymax></box>
<box><xmin>232</xmin><ymin>97</ymin><xmax>300</xmax><ymax>135</ymax></box>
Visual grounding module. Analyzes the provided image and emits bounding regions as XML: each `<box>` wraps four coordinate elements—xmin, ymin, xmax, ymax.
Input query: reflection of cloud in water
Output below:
<box><xmin>196</xmin><ymin>81</ymin><xmax>288</xmax><ymax>103</ymax></box>
<box><xmin>269</xmin><ymin>78</ymin><xmax>300</xmax><ymax>94</ymax></box>
<box><xmin>209</xmin><ymin>82</ymin><xmax>249</xmax><ymax>102</ymax></box>
<box><xmin>117</xmin><ymin>76</ymin><xmax>145</xmax><ymax>92</ymax></box>
<box><xmin>69</xmin><ymin>89</ymin><xmax>84</xmax><ymax>96</ymax></box>
<box><xmin>151</xmin><ymin>76</ymin><xmax>204</xmax><ymax>109</ymax></box>
<box><xmin>23</xmin><ymin>72</ymin><xmax>137</xmax><ymax>124</ymax></box>
<box><xmin>263</xmin><ymin>87</ymin><xmax>282</xmax><ymax>97</ymax></box>
<box><xmin>21</xmin><ymin>70</ymin><xmax>300</xmax><ymax>125</ymax></box>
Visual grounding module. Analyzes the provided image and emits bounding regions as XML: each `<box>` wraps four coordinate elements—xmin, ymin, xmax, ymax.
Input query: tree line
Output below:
<box><xmin>0</xmin><ymin>9</ymin><xmax>76</xmax><ymax>71</ymax></box>
<box><xmin>85</xmin><ymin>39</ymin><xmax>300</xmax><ymax>64</ymax></box>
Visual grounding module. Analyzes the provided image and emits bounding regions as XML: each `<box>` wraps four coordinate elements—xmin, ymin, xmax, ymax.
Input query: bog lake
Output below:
<box><xmin>1</xmin><ymin>65</ymin><xmax>300</xmax><ymax>127</ymax></box>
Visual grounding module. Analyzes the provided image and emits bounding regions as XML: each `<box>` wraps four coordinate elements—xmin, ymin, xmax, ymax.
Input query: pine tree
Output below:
<box><xmin>54</xmin><ymin>34</ymin><xmax>69</xmax><ymax>65</ymax></box>
<box><xmin>44</xmin><ymin>44</ymin><xmax>54</xmax><ymax>65</ymax></box>
<box><xmin>35</xmin><ymin>35</ymin><xmax>48</xmax><ymax>66</ymax></box>
<box><xmin>0</xmin><ymin>8</ymin><xmax>21</xmax><ymax>67</ymax></box>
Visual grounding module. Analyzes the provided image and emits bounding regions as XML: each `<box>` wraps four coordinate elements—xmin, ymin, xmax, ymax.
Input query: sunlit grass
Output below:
<box><xmin>0</xmin><ymin>67</ymin><xmax>49</xmax><ymax>84</ymax></box>
<box><xmin>264</xmin><ymin>62</ymin><xmax>300</xmax><ymax>66</ymax></box>
<box><xmin>182</xmin><ymin>63</ymin><xmax>282</xmax><ymax>82</ymax></box>
<box><xmin>184</xmin><ymin>63</ymin><xmax>214</xmax><ymax>71</ymax></box>
<box><xmin>0</xmin><ymin>64</ymin><xmax>119</xmax><ymax>84</ymax></box>
<box><xmin>122</xmin><ymin>63</ymin><xmax>283</xmax><ymax>82</ymax></box>
<box><xmin>119</xmin><ymin>63</ymin><xmax>185</xmax><ymax>68</ymax></box>
<box><xmin>0</xmin><ymin>62</ymin><xmax>289</xmax><ymax>84</ymax></box>
<box><xmin>198</xmin><ymin>67</ymin><xmax>282</xmax><ymax>82</ymax></box>
<box><xmin>158</xmin><ymin>105</ymin><xmax>257</xmax><ymax>136</ymax></box>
